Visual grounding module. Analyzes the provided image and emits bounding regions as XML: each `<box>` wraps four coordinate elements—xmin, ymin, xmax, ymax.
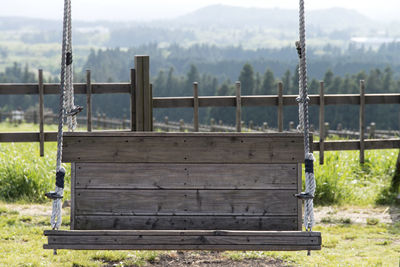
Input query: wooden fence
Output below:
<box><xmin>1</xmin><ymin>55</ymin><xmax>400</xmax><ymax>164</ymax></box>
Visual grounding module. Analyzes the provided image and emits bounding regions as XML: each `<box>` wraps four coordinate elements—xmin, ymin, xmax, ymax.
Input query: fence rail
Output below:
<box><xmin>0</xmin><ymin>57</ymin><xmax>399</xmax><ymax>165</ymax></box>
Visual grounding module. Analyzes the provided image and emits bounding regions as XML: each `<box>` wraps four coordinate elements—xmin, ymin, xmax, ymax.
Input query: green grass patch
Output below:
<box><xmin>0</xmin><ymin>122</ymin><xmax>399</xmax><ymax>206</ymax></box>
<box><xmin>0</xmin><ymin>123</ymin><xmax>71</xmax><ymax>203</ymax></box>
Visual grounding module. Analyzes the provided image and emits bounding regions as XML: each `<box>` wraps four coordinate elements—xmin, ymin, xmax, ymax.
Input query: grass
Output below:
<box><xmin>0</xmin><ymin>203</ymin><xmax>399</xmax><ymax>266</ymax></box>
<box><xmin>224</xmin><ymin>222</ymin><xmax>400</xmax><ymax>266</ymax></box>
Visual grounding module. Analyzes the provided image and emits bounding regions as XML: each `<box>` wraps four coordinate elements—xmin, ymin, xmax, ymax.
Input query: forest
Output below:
<box><xmin>1</xmin><ymin>43</ymin><xmax>400</xmax><ymax>130</ymax></box>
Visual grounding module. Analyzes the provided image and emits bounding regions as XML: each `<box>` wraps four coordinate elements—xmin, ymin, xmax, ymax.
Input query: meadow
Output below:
<box><xmin>0</xmin><ymin>122</ymin><xmax>399</xmax><ymax>266</ymax></box>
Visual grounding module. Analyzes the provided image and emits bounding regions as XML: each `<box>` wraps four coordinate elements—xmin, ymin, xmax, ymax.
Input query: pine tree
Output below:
<box><xmin>260</xmin><ymin>69</ymin><xmax>275</xmax><ymax>95</ymax></box>
<box><xmin>239</xmin><ymin>63</ymin><xmax>255</xmax><ymax>95</ymax></box>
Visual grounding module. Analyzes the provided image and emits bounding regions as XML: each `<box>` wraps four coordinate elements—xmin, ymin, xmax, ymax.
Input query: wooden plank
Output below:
<box><xmin>62</xmin><ymin>134</ymin><xmax>305</xmax><ymax>163</ymax></box>
<box><xmin>75</xmin><ymin>163</ymin><xmax>297</xmax><ymax>190</ymax></box>
<box><xmin>130</xmin><ymin>69</ymin><xmax>136</xmax><ymax>131</ymax></box>
<box><xmin>44</xmin><ymin>243</ymin><xmax>321</xmax><ymax>251</ymax></box>
<box><xmin>45</xmin><ymin>230</ymin><xmax>321</xmax><ymax>236</ymax></box>
<box><xmin>44</xmin><ymin>230</ymin><xmax>321</xmax><ymax>251</ymax></box>
<box><xmin>75</xmin><ymin>189</ymin><xmax>297</xmax><ymax>216</ymax></box>
<box><xmin>74</xmin><ymin>215</ymin><xmax>298</xmax><ymax>231</ymax></box>
<box><xmin>71</xmin><ymin>163</ymin><xmax>76</xmax><ymax>230</ymax></box>
<box><xmin>141</xmin><ymin>56</ymin><xmax>151</xmax><ymax>131</ymax></box>
<box><xmin>86</xmin><ymin>70</ymin><xmax>92</xmax><ymax>132</ymax></box>
<box><xmin>135</xmin><ymin>56</ymin><xmax>145</xmax><ymax>131</ymax></box>
<box><xmin>236</xmin><ymin>82</ymin><xmax>242</xmax><ymax>132</ymax></box>
<box><xmin>297</xmin><ymin>163</ymin><xmax>302</xmax><ymax>231</ymax></box>
<box><xmin>63</xmin><ymin>132</ymin><xmax>304</xmax><ymax>137</ymax></box>
<box><xmin>47</xmin><ymin>234</ymin><xmax>319</xmax><ymax>246</ymax></box>
<box><xmin>360</xmin><ymin>80</ymin><xmax>365</xmax><ymax>164</ymax></box>
<box><xmin>313</xmin><ymin>139</ymin><xmax>400</xmax><ymax>151</ymax></box>
<box><xmin>0</xmin><ymin>132</ymin><xmax>58</xmax><ymax>142</ymax></box>
<box><xmin>278</xmin><ymin>82</ymin><xmax>283</xmax><ymax>132</ymax></box>
<box><xmin>193</xmin><ymin>82</ymin><xmax>199</xmax><ymax>132</ymax></box>
<box><xmin>319</xmin><ymin>82</ymin><xmax>325</xmax><ymax>165</ymax></box>
<box><xmin>38</xmin><ymin>69</ymin><xmax>44</xmax><ymax>157</ymax></box>
<box><xmin>150</xmin><ymin>83</ymin><xmax>153</xmax><ymax>131</ymax></box>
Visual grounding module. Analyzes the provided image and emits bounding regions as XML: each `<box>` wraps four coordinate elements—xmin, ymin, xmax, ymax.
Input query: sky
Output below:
<box><xmin>1</xmin><ymin>0</ymin><xmax>400</xmax><ymax>22</ymax></box>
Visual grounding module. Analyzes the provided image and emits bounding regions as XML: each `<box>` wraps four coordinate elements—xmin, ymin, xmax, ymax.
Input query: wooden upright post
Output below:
<box><xmin>150</xmin><ymin>83</ymin><xmax>153</xmax><ymax>131</ymax></box>
<box><xmin>86</xmin><ymin>70</ymin><xmax>92</xmax><ymax>132</ymax></box>
<box><xmin>38</xmin><ymin>69</ymin><xmax>44</xmax><ymax>157</ymax></box>
<box><xmin>319</xmin><ymin>81</ymin><xmax>325</xmax><ymax>165</ymax></box>
<box><xmin>236</xmin><ymin>82</ymin><xmax>242</xmax><ymax>133</ymax></box>
<box><xmin>360</xmin><ymin>80</ymin><xmax>365</xmax><ymax>164</ymax></box>
<box><xmin>130</xmin><ymin>69</ymin><xmax>136</xmax><ymax>131</ymax></box>
<box><xmin>278</xmin><ymin>82</ymin><xmax>284</xmax><ymax>132</ymax></box>
<box><xmin>135</xmin><ymin>56</ymin><xmax>151</xmax><ymax>131</ymax></box>
<box><xmin>193</xmin><ymin>82</ymin><xmax>199</xmax><ymax>132</ymax></box>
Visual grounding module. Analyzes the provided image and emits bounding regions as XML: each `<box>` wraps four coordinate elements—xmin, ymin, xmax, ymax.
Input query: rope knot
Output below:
<box><xmin>295</xmin><ymin>41</ymin><xmax>302</xmax><ymax>59</ymax></box>
<box><xmin>296</xmin><ymin>96</ymin><xmax>310</xmax><ymax>104</ymax></box>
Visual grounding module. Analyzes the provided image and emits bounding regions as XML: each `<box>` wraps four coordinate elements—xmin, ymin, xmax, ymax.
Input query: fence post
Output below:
<box><xmin>38</xmin><ymin>69</ymin><xmax>44</xmax><ymax>157</ymax></box>
<box><xmin>278</xmin><ymin>82</ymin><xmax>283</xmax><ymax>132</ymax></box>
<box><xmin>210</xmin><ymin>118</ymin><xmax>215</xmax><ymax>132</ymax></box>
<box><xmin>150</xmin><ymin>83</ymin><xmax>153</xmax><ymax>131</ymax></box>
<box><xmin>102</xmin><ymin>113</ymin><xmax>107</xmax><ymax>129</ymax></box>
<box><xmin>164</xmin><ymin>116</ymin><xmax>169</xmax><ymax>132</ymax></box>
<box><xmin>86</xmin><ymin>70</ymin><xmax>92</xmax><ymax>132</ymax></box>
<box><xmin>319</xmin><ymin>81</ymin><xmax>325</xmax><ymax>165</ymax></box>
<box><xmin>235</xmin><ymin>82</ymin><xmax>242</xmax><ymax>132</ymax></box>
<box><xmin>263</xmin><ymin>122</ymin><xmax>268</xmax><ymax>132</ymax></box>
<box><xmin>179</xmin><ymin>119</ymin><xmax>184</xmax><ymax>132</ymax></box>
<box><xmin>324</xmin><ymin>122</ymin><xmax>330</xmax><ymax>139</ymax></box>
<box><xmin>97</xmin><ymin>113</ymin><xmax>101</xmax><ymax>130</ymax></box>
<box><xmin>249</xmin><ymin>120</ymin><xmax>254</xmax><ymax>130</ymax></box>
<box><xmin>289</xmin><ymin>121</ymin><xmax>295</xmax><ymax>131</ymax></box>
<box><xmin>135</xmin><ymin>55</ymin><xmax>151</xmax><ymax>131</ymax></box>
<box><xmin>130</xmin><ymin>68</ymin><xmax>136</xmax><ymax>131</ymax></box>
<box><xmin>360</xmin><ymin>80</ymin><xmax>365</xmax><ymax>164</ymax></box>
<box><xmin>193</xmin><ymin>82</ymin><xmax>199</xmax><ymax>132</ymax></box>
<box><xmin>369</xmin><ymin>122</ymin><xmax>376</xmax><ymax>139</ymax></box>
<box><xmin>122</xmin><ymin>115</ymin><xmax>127</xmax><ymax>129</ymax></box>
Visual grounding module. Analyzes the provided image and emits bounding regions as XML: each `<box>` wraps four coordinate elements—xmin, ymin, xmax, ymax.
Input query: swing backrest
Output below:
<box><xmin>63</xmin><ymin>132</ymin><xmax>305</xmax><ymax>231</ymax></box>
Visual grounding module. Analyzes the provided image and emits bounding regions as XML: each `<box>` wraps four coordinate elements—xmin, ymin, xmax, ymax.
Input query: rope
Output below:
<box><xmin>50</xmin><ymin>0</ymin><xmax>72</xmax><ymax>230</ymax></box>
<box><xmin>66</xmin><ymin>0</ymin><xmax>77</xmax><ymax>131</ymax></box>
<box><xmin>297</xmin><ymin>0</ymin><xmax>316</xmax><ymax>232</ymax></box>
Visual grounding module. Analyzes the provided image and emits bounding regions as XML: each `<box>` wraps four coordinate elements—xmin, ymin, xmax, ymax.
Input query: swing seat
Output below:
<box><xmin>44</xmin><ymin>132</ymin><xmax>321</xmax><ymax>251</ymax></box>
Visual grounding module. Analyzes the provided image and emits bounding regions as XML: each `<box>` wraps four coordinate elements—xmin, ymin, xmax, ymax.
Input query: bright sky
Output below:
<box><xmin>1</xmin><ymin>0</ymin><xmax>399</xmax><ymax>22</ymax></box>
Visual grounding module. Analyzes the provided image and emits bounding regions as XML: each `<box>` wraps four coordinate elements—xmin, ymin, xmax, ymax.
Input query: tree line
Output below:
<box><xmin>1</xmin><ymin>50</ymin><xmax>400</xmax><ymax>130</ymax></box>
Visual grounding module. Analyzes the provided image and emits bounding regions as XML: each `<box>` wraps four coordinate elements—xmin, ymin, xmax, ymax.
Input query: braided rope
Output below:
<box><xmin>298</xmin><ymin>0</ymin><xmax>316</xmax><ymax>231</ymax></box>
<box><xmin>50</xmin><ymin>0</ymin><xmax>71</xmax><ymax>230</ymax></box>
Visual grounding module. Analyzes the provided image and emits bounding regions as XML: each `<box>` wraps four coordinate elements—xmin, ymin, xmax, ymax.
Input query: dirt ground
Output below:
<box><xmin>145</xmin><ymin>252</ymin><xmax>288</xmax><ymax>267</ymax></box>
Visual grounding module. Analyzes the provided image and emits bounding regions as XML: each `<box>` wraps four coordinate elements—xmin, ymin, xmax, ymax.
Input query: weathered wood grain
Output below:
<box><xmin>63</xmin><ymin>133</ymin><xmax>305</xmax><ymax>163</ymax></box>
<box><xmin>360</xmin><ymin>80</ymin><xmax>365</xmax><ymax>164</ymax></box>
<box><xmin>74</xmin><ymin>163</ymin><xmax>298</xmax><ymax>190</ymax></box>
<box><xmin>46</xmin><ymin>230</ymin><xmax>321</xmax><ymax>236</ymax></box>
<box><xmin>75</xmin><ymin>189</ymin><xmax>297</xmax><ymax>216</ymax></box>
<box><xmin>86</xmin><ymin>70</ymin><xmax>92</xmax><ymax>132</ymax></box>
<box><xmin>278</xmin><ymin>82</ymin><xmax>283</xmax><ymax>132</ymax></box>
<box><xmin>71</xmin><ymin>163</ymin><xmax>76</xmax><ymax>230</ymax></box>
<box><xmin>48</xmin><ymin>234</ymin><xmax>319</xmax><ymax>245</ymax></box>
<box><xmin>236</xmin><ymin>82</ymin><xmax>242</xmax><ymax>132</ymax></box>
<box><xmin>38</xmin><ymin>69</ymin><xmax>44</xmax><ymax>157</ymax></box>
<box><xmin>312</xmin><ymin>139</ymin><xmax>400</xmax><ymax>151</ymax></box>
<box><xmin>193</xmin><ymin>83</ymin><xmax>199</xmax><ymax>132</ymax></box>
<box><xmin>44</xmin><ymin>230</ymin><xmax>321</xmax><ymax>251</ymax></box>
<box><xmin>0</xmin><ymin>132</ymin><xmax>57</xmax><ymax>142</ymax></box>
<box><xmin>319</xmin><ymin>82</ymin><xmax>325</xmax><ymax>165</ymax></box>
<box><xmin>74</xmin><ymin>215</ymin><xmax>298</xmax><ymax>231</ymax></box>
